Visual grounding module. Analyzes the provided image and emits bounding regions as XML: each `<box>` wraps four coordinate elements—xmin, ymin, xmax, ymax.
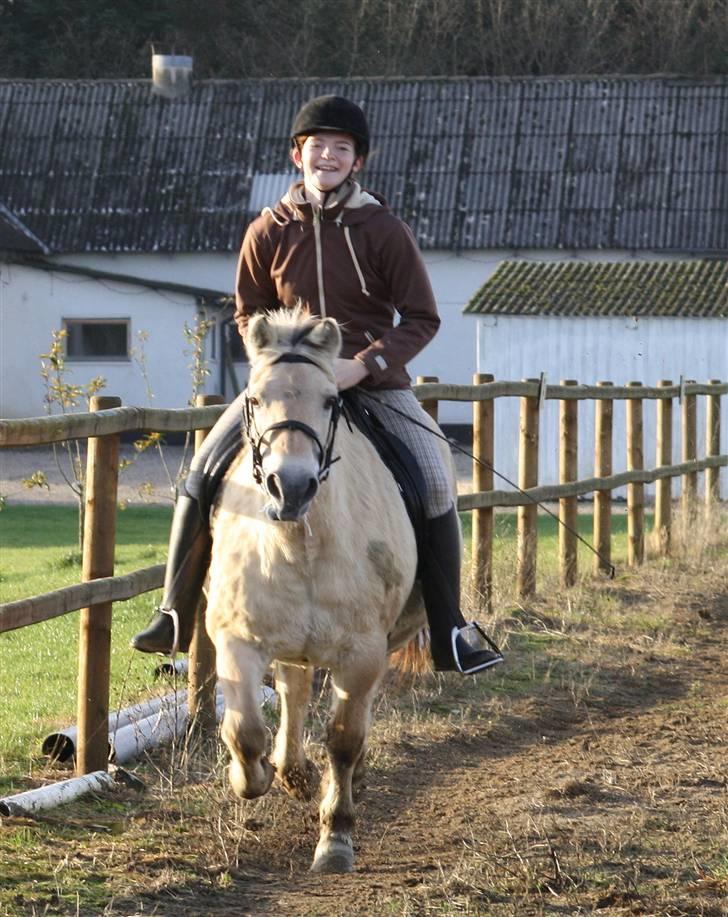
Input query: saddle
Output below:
<box><xmin>339</xmin><ymin>389</ymin><xmax>428</xmax><ymax>562</ymax></box>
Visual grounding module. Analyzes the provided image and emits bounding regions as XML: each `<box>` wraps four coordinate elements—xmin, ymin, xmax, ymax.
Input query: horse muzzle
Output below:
<box><xmin>263</xmin><ymin>466</ymin><xmax>319</xmax><ymax>522</ymax></box>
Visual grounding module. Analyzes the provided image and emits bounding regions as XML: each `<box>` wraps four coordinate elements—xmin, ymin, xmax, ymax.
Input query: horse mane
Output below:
<box><xmin>250</xmin><ymin>306</ymin><xmax>339</xmax><ymax>378</ymax></box>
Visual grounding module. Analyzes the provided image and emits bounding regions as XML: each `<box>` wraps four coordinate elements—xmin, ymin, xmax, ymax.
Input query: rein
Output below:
<box><xmin>243</xmin><ymin>352</ymin><xmax>342</xmax><ymax>486</ymax></box>
<box><xmin>359</xmin><ymin>390</ymin><xmax>617</xmax><ymax>579</ymax></box>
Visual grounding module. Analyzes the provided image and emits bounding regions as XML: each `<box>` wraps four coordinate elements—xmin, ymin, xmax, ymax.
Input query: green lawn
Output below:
<box><xmin>0</xmin><ymin>502</ymin><xmax>635</xmax><ymax>783</ymax></box>
<box><xmin>0</xmin><ymin>505</ymin><xmax>173</xmax><ymax>783</ymax></box>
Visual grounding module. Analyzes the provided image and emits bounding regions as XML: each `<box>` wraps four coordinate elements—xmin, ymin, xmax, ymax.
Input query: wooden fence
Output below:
<box><xmin>1</xmin><ymin>378</ymin><xmax>725</xmax><ymax>774</ymax></box>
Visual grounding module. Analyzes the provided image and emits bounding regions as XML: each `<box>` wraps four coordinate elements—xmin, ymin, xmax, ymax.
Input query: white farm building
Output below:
<box><xmin>466</xmin><ymin>258</ymin><xmax>727</xmax><ymax>493</ymax></box>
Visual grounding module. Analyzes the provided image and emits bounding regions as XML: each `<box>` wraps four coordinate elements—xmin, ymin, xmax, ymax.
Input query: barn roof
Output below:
<box><xmin>0</xmin><ymin>75</ymin><xmax>726</xmax><ymax>255</ymax></box>
<box><xmin>464</xmin><ymin>258</ymin><xmax>728</xmax><ymax>317</ymax></box>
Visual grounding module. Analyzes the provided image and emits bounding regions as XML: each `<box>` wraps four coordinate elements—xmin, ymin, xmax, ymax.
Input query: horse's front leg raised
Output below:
<box><xmin>216</xmin><ymin>634</ymin><xmax>275</xmax><ymax>799</ymax></box>
<box><xmin>312</xmin><ymin>647</ymin><xmax>388</xmax><ymax>874</ymax></box>
<box><xmin>271</xmin><ymin>662</ymin><xmax>320</xmax><ymax>800</ymax></box>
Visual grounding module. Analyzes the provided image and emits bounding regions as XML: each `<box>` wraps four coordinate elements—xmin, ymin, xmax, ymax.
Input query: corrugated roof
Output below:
<box><xmin>464</xmin><ymin>259</ymin><xmax>728</xmax><ymax>317</ymax></box>
<box><xmin>0</xmin><ymin>76</ymin><xmax>726</xmax><ymax>254</ymax></box>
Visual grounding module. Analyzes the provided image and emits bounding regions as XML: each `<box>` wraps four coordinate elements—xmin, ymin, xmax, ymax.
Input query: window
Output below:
<box><xmin>224</xmin><ymin>322</ymin><xmax>248</xmax><ymax>363</ymax></box>
<box><xmin>63</xmin><ymin>319</ymin><xmax>130</xmax><ymax>360</ymax></box>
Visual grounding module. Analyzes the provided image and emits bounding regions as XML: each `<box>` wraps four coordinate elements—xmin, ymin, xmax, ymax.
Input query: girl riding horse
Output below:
<box><xmin>132</xmin><ymin>94</ymin><xmax>502</xmax><ymax>676</ymax></box>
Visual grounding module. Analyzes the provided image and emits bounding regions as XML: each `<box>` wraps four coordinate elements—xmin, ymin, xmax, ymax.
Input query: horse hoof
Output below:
<box><xmin>228</xmin><ymin>756</ymin><xmax>275</xmax><ymax>799</ymax></box>
<box><xmin>311</xmin><ymin>837</ymin><xmax>354</xmax><ymax>874</ymax></box>
<box><xmin>277</xmin><ymin>758</ymin><xmax>320</xmax><ymax>801</ymax></box>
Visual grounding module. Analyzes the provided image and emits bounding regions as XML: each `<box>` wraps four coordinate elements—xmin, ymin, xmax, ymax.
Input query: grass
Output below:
<box><xmin>0</xmin><ymin>504</ymin><xmax>173</xmax><ymax>783</ymax></box>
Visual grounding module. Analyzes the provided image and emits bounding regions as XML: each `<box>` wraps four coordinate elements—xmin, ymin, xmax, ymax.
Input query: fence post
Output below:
<box><xmin>681</xmin><ymin>379</ymin><xmax>698</xmax><ymax>523</ymax></box>
<box><xmin>705</xmin><ymin>379</ymin><xmax>722</xmax><ymax>517</ymax></box>
<box><xmin>416</xmin><ymin>375</ymin><xmax>439</xmax><ymax>424</ymax></box>
<box><xmin>593</xmin><ymin>382</ymin><xmax>613</xmax><ymax>574</ymax></box>
<box><xmin>76</xmin><ymin>395</ymin><xmax>121</xmax><ymax>775</ymax></box>
<box><xmin>517</xmin><ymin>379</ymin><xmax>540</xmax><ymax>598</ymax></box>
<box><xmin>654</xmin><ymin>380</ymin><xmax>673</xmax><ymax>555</ymax></box>
<box><xmin>472</xmin><ymin>373</ymin><xmax>494</xmax><ymax>611</ymax></box>
<box><xmin>559</xmin><ymin>380</ymin><xmax>578</xmax><ymax>586</ymax></box>
<box><xmin>187</xmin><ymin>394</ymin><xmax>225</xmax><ymax>745</ymax></box>
<box><xmin>626</xmin><ymin>382</ymin><xmax>644</xmax><ymax>566</ymax></box>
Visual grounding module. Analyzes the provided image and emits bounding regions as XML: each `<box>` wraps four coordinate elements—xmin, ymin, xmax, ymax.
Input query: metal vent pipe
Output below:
<box><xmin>152</xmin><ymin>54</ymin><xmax>193</xmax><ymax>99</ymax></box>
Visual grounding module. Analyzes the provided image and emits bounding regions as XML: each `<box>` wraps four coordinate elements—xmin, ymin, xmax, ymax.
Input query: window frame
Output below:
<box><xmin>62</xmin><ymin>318</ymin><xmax>131</xmax><ymax>362</ymax></box>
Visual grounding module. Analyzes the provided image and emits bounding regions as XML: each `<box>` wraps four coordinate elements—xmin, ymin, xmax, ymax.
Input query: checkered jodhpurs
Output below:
<box><xmin>359</xmin><ymin>388</ymin><xmax>455</xmax><ymax>518</ymax></box>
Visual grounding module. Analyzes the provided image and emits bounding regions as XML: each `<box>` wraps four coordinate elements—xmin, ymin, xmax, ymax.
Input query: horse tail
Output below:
<box><xmin>389</xmin><ymin>628</ymin><xmax>431</xmax><ymax>675</ymax></box>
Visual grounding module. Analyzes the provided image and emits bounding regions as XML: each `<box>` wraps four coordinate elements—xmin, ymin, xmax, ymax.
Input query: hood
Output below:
<box><xmin>263</xmin><ymin>180</ymin><xmax>386</xmax><ymax>227</ymax></box>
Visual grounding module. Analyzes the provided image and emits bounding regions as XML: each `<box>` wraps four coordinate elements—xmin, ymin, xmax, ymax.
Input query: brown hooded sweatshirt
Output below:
<box><xmin>235</xmin><ymin>180</ymin><xmax>440</xmax><ymax>390</ymax></box>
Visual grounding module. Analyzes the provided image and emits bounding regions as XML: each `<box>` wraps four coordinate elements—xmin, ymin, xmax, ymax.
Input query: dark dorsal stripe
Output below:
<box><xmin>273</xmin><ymin>353</ymin><xmax>318</xmax><ymax>366</ymax></box>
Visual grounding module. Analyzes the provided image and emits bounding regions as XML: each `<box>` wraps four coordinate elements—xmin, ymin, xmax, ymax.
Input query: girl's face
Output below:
<box><xmin>292</xmin><ymin>132</ymin><xmax>363</xmax><ymax>193</ymax></box>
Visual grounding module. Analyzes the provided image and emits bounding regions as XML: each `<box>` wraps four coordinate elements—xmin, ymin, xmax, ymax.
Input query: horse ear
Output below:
<box><xmin>245</xmin><ymin>314</ymin><xmax>276</xmax><ymax>360</ymax></box>
<box><xmin>307</xmin><ymin>318</ymin><xmax>342</xmax><ymax>358</ymax></box>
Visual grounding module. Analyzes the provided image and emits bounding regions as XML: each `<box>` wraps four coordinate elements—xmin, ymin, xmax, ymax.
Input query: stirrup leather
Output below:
<box><xmin>451</xmin><ymin>622</ymin><xmax>504</xmax><ymax>674</ymax></box>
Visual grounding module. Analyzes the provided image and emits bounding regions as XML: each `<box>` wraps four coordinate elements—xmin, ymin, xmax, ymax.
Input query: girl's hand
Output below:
<box><xmin>335</xmin><ymin>358</ymin><xmax>369</xmax><ymax>390</ymax></box>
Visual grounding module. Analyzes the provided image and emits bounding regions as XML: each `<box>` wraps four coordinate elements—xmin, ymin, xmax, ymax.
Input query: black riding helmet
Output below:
<box><xmin>290</xmin><ymin>95</ymin><xmax>370</xmax><ymax>158</ymax></box>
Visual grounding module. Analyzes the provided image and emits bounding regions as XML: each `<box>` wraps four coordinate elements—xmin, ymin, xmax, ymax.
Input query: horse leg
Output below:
<box><xmin>215</xmin><ymin>635</ymin><xmax>275</xmax><ymax>800</ymax></box>
<box><xmin>271</xmin><ymin>662</ymin><xmax>320</xmax><ymax>801</ymax></box>
<box><xmin>311</xmin><ymin>650</ymin><xmax>387</xmax><ymax>874</ymax></box>
<box><xmin>352</xmin><ymin>744</ymin><xmax>367</xmax><ymax>801</ymax></box>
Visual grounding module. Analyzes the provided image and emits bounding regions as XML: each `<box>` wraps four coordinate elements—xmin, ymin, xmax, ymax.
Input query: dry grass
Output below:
<box><xmin>1</xmin><ymin>507</ymin><xmax>726</xmax><ymax>916</ymax></box>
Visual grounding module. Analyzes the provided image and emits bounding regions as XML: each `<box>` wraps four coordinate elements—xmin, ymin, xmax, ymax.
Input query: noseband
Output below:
<box><xmin>243</xmin><ymin>353</ymin><xmax>342</xmax><ymax>487</ymax></box>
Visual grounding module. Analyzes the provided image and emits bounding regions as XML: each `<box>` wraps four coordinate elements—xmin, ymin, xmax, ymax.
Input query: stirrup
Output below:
<box><xmin>159</xmin><ymin>606</ymin><xmax>180</xmax><ymax>658</ymax></box>
<box><xmin>451</xmin><ymin>622</ymin><xmax>504</xmax><ymax>675</ymax></box>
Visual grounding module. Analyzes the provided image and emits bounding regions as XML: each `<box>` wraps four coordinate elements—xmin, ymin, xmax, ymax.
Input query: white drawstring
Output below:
<box><xmin>313</xmin><ymin>209</ymin><xmax>327</xmax><ymax>317</ymax></box>
<box><xmin>343</xmin><ymin>225</ymin><xmax>371</xmax><ymax>297</ymax></box>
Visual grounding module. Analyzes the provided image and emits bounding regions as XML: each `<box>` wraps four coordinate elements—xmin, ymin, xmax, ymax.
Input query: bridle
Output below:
<box><xmin>243</xmin><ymin>353</ymin><xmax>342</xmax><ymax>487</ymax></box>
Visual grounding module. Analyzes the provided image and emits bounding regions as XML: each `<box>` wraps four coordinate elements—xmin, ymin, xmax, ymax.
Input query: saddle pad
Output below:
<box><xmin>340</xmin><ymin>390</ymin><xmax>428</xmax><ymax>560</ymax></box>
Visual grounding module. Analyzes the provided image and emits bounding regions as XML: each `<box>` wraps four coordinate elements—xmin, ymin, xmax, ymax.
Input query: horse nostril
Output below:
<box><xmin>303</xmin><ymin>476</ymin><xmax>318</xmax><ymax>504</ymax></box>
<box><xmin>265</xmin><ymin>473</ymin><xmax>282</xmax><ymax>501</ymax></box>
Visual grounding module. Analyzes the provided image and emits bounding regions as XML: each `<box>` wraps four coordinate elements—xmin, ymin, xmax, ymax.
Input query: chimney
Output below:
<box><xmin>152</xmin><ymin>54</ymin><xmax>193</xmax><ymax>99</ymax></box>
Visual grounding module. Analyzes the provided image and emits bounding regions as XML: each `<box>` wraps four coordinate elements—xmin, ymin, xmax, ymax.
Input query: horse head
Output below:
<box><xmin>244</xmin><ymin>309</ymin><xmax>343</xmax><ymax>522</ymax></box>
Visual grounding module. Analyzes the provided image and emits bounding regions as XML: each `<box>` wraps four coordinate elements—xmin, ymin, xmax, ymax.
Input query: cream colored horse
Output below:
<box><xmin>206</xmin><ymin>309</ymin><xmax>452</xmax><ymax>873</ymax></box>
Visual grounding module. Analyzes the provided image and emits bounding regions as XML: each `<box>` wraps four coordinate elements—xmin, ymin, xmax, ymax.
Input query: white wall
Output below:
<box><xmin>475</xmin><ymin>314</ymin><xmax>728</xmax><ymax>496</ymax></box>
<box><xmin>0</xmin><ymin>260</ymin><xmax>218</xmax><ymax>418</ymax></box>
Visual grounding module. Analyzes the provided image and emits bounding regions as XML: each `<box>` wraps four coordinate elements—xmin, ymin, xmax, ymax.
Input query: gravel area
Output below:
<box><xmin>0</xmin><ymin>443</ymin><xmax>475</xmax><ymax>506</ymax></box>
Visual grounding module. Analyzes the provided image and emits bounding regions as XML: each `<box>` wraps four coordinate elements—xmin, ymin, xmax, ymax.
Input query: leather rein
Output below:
<box><xmin>243</xmin><ymin>353</ymin><xmax>343</xmax><ymax>486</ymax></box>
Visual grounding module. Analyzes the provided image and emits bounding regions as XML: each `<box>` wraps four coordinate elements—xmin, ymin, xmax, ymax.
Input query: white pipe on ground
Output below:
<box><xmin>0</xmin><ymin>769</ymin><xmax>118</xmax><ymax>817</ymax></box>
<box><xmin>42</xmin><ymin>690</ymin><xmax>188</xmax><ymax>762</ymax></box>
<box><xmin>9</xmin><ymin>686</ymin><xmax>278</xmax><ymax>818</ymax></box>
<box><xmin>110</xmin><ymin>692</ymin><xmax>226</xmax><ymax>764</ymax></box>
<box><xmin>42</xmin><ymin>684</ymin><xmax>278</xmax><ymax>766</ymax></box>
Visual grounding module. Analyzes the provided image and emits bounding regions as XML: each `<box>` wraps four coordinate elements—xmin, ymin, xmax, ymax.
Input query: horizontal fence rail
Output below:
<box><xmin>458</xmin><ymin>456</ymin><xmax>727</xmax><ymax>510</ymax></box>
<box><xmin>1</xmin><ymin>380</ymin><xmax>725</xmax><ymax>774</ymax></box>
<box><xmin>0</xmin><ymin>405</ymin><xmax>227</xmax><ymax>447</ymax></box>
<box><xmin>0</xmin><ymin>565</ymin><xmax>165</xmax><ymax>634</ymax></box>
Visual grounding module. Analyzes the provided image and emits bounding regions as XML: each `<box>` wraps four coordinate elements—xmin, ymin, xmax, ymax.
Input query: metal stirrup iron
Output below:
<box><xmin>158</xmin><ymin>606</ymin><xmax>180</xmax><ymax>658</ymax></box>
<box><xmin>451</xmin><ymin>622</ymin><xmax>504</xmax><ymax>675</ymax></box>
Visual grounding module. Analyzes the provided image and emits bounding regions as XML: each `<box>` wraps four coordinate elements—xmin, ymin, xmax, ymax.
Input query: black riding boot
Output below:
<box><xmin>131</xmin><ymin>399</ymin><xmax>245</xmax><ymax>655</ymax></box>
<box><xmin>420</xmin><ymin>506</ymin><xmax>503</xmax><ymax>674</ymax></box>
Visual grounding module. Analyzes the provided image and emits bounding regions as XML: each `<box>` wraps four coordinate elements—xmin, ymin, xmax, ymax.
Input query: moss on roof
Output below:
<box><xmin>464</xmin><ymin>259</ymin><xmax>728</xmax><ymax>318</ymax></box>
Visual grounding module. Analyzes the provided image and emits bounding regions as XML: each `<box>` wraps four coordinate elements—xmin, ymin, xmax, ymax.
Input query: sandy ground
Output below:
<box><xmin>0</xmin><ymin>443</ymin><xmax>476</xmax><ymax>506</ymax></box>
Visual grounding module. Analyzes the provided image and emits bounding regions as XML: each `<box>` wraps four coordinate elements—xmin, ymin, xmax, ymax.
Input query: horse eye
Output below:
<box><xmin>324</xmin><ymin>395</ymin><xmax>338</xmax><ymax>409</ymax></box>
<box><xmin>248</xmin><ymin>395</ymin><xmax>259</xmax><ymax>407</ymax></box>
